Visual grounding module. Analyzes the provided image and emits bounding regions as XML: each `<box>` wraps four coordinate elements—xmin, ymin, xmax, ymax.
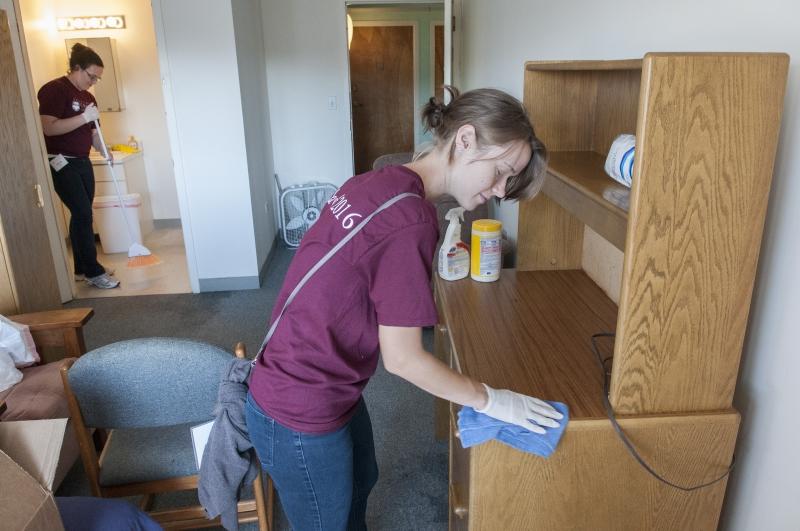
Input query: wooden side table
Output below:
<box><xmin>9</xmin><ymin>308</ymin><xmax>94</xmax><ymax>363</ymax></box>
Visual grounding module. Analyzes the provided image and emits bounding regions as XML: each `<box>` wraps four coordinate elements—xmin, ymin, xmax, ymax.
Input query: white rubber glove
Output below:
<box><xmin>476</xmin><ymin>383</ymin><xmax>563</xmax><ymax>434</ymax></box>
<box><xmin>81</xmin><ymin>103</ymin><xmax>100</xmax><ymax>123</ymax></box>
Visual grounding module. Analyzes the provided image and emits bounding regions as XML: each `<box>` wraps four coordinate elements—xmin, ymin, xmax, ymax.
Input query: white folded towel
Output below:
<box><xmin>604</xmin><ymin>134</ymin><xmax>636</xmax><ymax>187</ymax></box>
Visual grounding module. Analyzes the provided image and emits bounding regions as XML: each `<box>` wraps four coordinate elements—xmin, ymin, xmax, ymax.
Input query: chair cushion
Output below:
<box><xmin>0</xmin><ymin>360</ymin><xmax>73</xmax><ymax>421</ymax></box>
<box><xmin>68</xmin><ymin>338</ymin><xmax>231</xmax><ymax>429</ymax></box>
<box><xmin>99</xmin><ymin>422</ymin><xmax>200</xmax><ymax>487</ymax></box>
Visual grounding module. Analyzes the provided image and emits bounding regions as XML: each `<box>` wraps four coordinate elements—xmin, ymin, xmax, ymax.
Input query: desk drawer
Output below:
<box><xmin>449</xmin><ymin>403</ymin><xmax>470</xmax><ymax>531</ymax></box>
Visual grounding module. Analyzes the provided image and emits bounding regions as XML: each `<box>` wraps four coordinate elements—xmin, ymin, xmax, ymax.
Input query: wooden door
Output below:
<box><xmin>349</xmin><ymin>24</ymin><xmax>414</xmax><ymax>175</ymax></box>
<box><xmin>0</xmin><ymin>10</ymin><xmax>61</xmax><ymax>313</ymax></box>
<box><xmin>434</xmin><ymin>24</ymin><xmax>444</xmax><ymax>101</ymax></box>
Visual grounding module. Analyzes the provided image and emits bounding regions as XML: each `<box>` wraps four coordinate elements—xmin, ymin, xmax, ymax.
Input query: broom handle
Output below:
<box><xmin>93</xmin><ymin>120</ymin><xmax>138</xmax><ymax>242</ymax></box>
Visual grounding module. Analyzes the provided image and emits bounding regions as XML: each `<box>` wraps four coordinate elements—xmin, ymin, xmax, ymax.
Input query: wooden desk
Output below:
<box><xmin>437</xmin><ymin>269</ymin><xmax>616</xmax><ymax>420</ymax></box>
<box><xmin>435</xmin><ymin>53</ymin><xmax>785</xmax><ymax>530</ymax></box>
<box><xmin>436</xmin><ymin>272</ymin><xmax>738</xmax><ymax>530</ymax></box>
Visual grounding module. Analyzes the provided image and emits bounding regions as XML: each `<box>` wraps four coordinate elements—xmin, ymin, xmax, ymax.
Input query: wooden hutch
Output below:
<box><xmin>434</xmin><ymin>52</ymin><xmax>789</xmax><ymax>530</ymax></box>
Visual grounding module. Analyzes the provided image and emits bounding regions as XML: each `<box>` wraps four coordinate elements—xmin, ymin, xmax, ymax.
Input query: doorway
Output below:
<box><xmin>346</xmin><ymin>3</ymin><xmax>445</xmax><ymax>174</ymax></box>
<box><xmin>16</xmin><ymin>0</ymin><xmax>191</xmax><ymax>298</ymax></box>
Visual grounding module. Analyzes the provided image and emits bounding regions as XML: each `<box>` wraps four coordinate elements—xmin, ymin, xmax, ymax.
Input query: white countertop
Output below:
<box><xmin>89</xmin><ymin>150</ymin><xmax>143</xmax><ymax>166</ymax></box>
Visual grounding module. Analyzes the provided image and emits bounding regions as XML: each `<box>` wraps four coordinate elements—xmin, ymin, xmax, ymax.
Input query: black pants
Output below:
<box><xmin>50</xmin><ymin>157</ymin><xmax>105</xmax><ymax>278</ymax></box>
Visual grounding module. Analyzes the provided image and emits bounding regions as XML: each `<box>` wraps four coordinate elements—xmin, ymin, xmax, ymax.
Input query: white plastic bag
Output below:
<box><xmin>0</xmin><ymin>315</ymin><xmax>39</xmax><ymax>368</ymax></box>
<box><xmin>0</xmin><ymin>348</ymin><xmax>23</xmax><ymax>393</ymax></box>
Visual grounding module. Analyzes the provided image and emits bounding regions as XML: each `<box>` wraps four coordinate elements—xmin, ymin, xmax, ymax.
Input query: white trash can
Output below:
<box><xmin>93</xmin><ymin>193</ymin><xmax>142</xmax><ymax>254</ymax></box>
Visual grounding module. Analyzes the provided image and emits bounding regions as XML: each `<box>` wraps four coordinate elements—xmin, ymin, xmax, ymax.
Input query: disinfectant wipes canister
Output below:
<box><xmin>438</xmin><ymin>207</ymin><xmax>470</xmax><ymax>281</ymax></box>
<box><xmin>471</xmin><ymin>219</ymin><xmax>502</xmax><ymax>282</ymax></box>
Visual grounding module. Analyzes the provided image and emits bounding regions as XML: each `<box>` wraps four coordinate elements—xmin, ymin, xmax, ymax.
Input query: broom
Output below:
<box><xmin>93</xmin><ymin>120</ymin><xmax>161</xmax><ymax>268</ymax></box>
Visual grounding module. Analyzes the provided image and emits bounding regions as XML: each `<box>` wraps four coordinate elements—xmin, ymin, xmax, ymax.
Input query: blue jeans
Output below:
<box><xmin>245</xmin><ymin>393</ymin><xmax>379</xmax><ymax>531</ymax></box>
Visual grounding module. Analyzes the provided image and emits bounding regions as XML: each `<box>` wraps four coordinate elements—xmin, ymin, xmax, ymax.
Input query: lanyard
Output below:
<box><xmin>253</xmin><ymin>192</ymin><xmax>421</xmax><ymax>364</ymax></box>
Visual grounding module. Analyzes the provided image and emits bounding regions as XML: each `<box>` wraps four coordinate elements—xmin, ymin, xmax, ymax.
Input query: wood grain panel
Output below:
<box><xmin>592</xmin><ymin>69</ymin><xmax>641</xmax><ymax>154</ymax></box>
<box><xmin>527</xmin><ymin>59</ymin><xmax>642</xmax><ymax>71</ymax></box>
<box><xmin>449</xmin><ymin>406</ymin><xmax>470</xmax><ymax>531</ymax></box>
<box><xmin>469</xmin><ymin>410</ymin><xmax>738</xmax><ymax>530</ymax></box>
<box><xmin>0</xmin><ymin>10</ymin><xmax>60</xmax><ymax>313</ymax></box>
<box><xmin>434</xmin><ymin>320</ymin><xmax>451</xmax><ymax>441</ymax></box>
<box><xmin>524</xmin><ymin>69</ymin><xmax>597</xmax><ymax>151</ymax></box>
<box><xmin>517</xmin><ymin>193</ymin><xmax>584</xmax><ymax>270</ymax></box>
<box><xmin>611</xmin><ymin>53</ymin><xmax>789</xmax><ymax>414</ymax></box>
<box><xmin>435</xmin><ymin>270</ymin><xmax>618</xmax><ymax>419</ymax></box>
<box><xmin>349</xmin><ymin>25</ymin><xmax>414</xmax><ymax>174</ymax></box>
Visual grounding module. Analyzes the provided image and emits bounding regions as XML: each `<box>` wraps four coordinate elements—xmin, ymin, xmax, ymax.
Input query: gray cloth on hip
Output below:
<box><xmin>198</xmin><ymin>358</ymin><xmax>258</xmax><ymax>531</ymax></box>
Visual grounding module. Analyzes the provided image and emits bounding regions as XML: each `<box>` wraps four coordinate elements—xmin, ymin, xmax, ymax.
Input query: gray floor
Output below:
<box><xmin>57</xmin><ymin>243</ymin><xmax>448</xmax><ymax>530</ymax></box>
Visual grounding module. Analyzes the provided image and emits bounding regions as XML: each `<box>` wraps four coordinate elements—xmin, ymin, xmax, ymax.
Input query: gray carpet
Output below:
<box><xmin>57</xmin><ymin>243</ymin><xmax>448</xmax><ymax>530</ymax></box>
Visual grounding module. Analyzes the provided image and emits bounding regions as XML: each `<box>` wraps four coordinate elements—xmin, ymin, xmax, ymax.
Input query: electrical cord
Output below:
<box><xmin>590</xmin><ymin>332</ymin><xmax>735</xmax><ymax>491</ymax></box>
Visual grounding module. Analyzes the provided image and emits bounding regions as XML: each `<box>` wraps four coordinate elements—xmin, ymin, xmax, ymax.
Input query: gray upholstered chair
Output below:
<box><xmin>60</xmin><ymin>338</ymin><xmax>272</xmax><ymax>530</ymax></box>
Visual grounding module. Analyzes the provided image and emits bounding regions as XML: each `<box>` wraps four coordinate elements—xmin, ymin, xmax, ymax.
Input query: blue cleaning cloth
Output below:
<box><xmin>456</xmin><ymin>401</ymin><xmax>569</xmax><ymax>457</ymax></box>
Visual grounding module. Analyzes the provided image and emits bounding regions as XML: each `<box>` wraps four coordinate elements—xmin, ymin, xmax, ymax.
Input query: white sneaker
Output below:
<box><xmin>75</xmin><ymin>268</ymin><xmax>114</xmax><ymax>281</ymax></box>
<box><xmin>86</xmin><ymin>273</ymin><xmax>120</xmax><ymax>289</ymax></box>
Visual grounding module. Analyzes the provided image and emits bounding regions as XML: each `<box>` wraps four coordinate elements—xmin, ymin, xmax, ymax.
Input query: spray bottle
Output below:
<box><xmin>438</xmin><ymin>207</ymin><xmax>470</xmax><ymax>281</ymax></box>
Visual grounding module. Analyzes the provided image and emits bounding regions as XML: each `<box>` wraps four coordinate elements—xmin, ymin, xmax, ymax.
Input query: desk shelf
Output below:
<box><xmin>545</xmin><ymin>151</ymin><xmax>629</xmax><ymax>250</ymax></box>
<box><xmin>435</xmin><ymin>269</ymin><xmax>617</xmax><ymax>420</ymax></box>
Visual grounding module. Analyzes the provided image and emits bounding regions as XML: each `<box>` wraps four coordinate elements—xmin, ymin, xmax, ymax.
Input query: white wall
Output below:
<box><xmin>458</xmin><ymin>1</ymin><xmax>799</xmax><ymax>529</ymax></box>
<box><xmin>19</xmin><ymin>0</ymin><xmax>180</xmax><ymax>220</ymax></box>
<box><xmin>261</xmin><ymin>0</ymin><xmax>354</xmax><ymax>187</ymax></box>
<box><xmin>155</xmin><ymin>0</ymin><xmax>258</xmax><ymax>285</ymax></box>
<box><xmin>232</xmin><ymin>0</ymin><xmax>278</xmax><ymax>272</ymax></box>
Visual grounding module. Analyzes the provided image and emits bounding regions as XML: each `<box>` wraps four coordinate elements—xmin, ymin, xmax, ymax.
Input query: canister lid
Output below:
<box><xmin>472</xmin><ymin>219</ymin><xmax>502</xmax><ymax>232</ymax></box>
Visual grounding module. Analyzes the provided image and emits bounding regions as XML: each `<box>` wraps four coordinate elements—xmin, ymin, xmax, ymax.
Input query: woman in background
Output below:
<box><xmin>38</xmin><ymin>43</ymin><xmax>119</xmax><ymax>289</ymax></box>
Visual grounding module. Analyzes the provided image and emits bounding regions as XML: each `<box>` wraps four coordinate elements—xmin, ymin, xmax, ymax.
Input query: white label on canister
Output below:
<box><xmin>478</xmin><ymin>237</ymin><xmax>501</xmax><ymax>274</ymax></box>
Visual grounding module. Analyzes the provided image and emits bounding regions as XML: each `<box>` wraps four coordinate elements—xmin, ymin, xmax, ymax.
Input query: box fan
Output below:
<box><xmin>274</xmin><ymin>174</ymin><xmax>337</xmax><ymax>247</ymax></box>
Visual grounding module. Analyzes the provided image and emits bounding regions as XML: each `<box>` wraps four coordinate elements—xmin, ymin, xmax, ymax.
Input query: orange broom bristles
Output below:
<box><xmin>128</xmin><ymin>253</ymin><xmax>162</xmax><ymax>268</ymax></box>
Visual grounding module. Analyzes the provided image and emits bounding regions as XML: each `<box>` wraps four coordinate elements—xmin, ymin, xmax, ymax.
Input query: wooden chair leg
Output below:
<box><xmin>253</xmin><ymin>472</ymin><xmax>272</xmax><ymax>531</ymax></box>
<box><xmin>267</xmin><ymin>476</ymin><xmax>274</xmax><ymax>529</ymax></box>
<box><xmin>139</xmin><ymin>493</ymin><xmax>155</xmax><ymax>511</ymax></box>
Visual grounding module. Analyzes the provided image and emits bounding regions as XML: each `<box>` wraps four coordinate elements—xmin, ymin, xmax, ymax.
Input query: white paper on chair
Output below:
<box><xmin>190</xmin><ymin>420</ymin><xmax>215</xmax><ymax>470</ymax></box>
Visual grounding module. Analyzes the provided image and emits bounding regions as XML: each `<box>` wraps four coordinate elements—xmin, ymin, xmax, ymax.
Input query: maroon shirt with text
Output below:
<box><xmin>37</xmin><ymin>76</ymin><xmax>97</xmax><ymax>157</ymax></box>
<box><xmin>249</xmin><ymin>165</ymin><xmax>439</xmax><ymax>433</ymax></box>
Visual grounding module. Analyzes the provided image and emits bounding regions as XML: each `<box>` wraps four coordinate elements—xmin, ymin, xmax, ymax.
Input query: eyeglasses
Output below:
<box><xmin>84</xmin><ymin>69</ymin><xmax>101</xmax><ymax>83</ymax></box>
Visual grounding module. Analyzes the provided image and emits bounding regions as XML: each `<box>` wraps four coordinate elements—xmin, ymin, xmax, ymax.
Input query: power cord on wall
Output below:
<box><xmin>590</xmin><ymin>332</ymin><xmax>735</xmax><ymax>491</ymax></box>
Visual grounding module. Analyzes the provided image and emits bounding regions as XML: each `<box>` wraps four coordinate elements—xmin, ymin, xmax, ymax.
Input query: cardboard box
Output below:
<box><xmin>0</xmin><ymin>419</ymin><xmax>67</xmax><ymax>531</ymax></box>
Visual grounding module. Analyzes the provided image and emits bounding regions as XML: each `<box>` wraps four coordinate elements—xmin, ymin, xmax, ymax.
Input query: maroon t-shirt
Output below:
<box><xmin>249</xmin><ymin>165</ymin><xmax>440</xmax><ymax>433</ymax></box>
<box><xmin>37</xmin><ymin>76</ymin><xmax>97</xmax><ymax>157</ymax></box>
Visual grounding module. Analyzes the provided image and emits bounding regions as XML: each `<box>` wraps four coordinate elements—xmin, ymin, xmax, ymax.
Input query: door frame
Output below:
<box><xmin>343</xmin><ymin>0</ymin><xmax>451</xmax><ymax>172</ymax></box>
<box><xmin>149</xmin><ymin>0</ymin><xmax>200</xmax><ymax>292</ymax></box>
<box><xmin>350</xmin><ymin>19</ymin><xmax>419</xmax><ymax>148</ymax></box>
<box><xmin>430</xmin><ymin>21</ymin><xmax>444</xmax><ymax>98</ymax></box>
<box><xmin>4</xmin><ymin>0</ymin><xmax>72</xmax><ymax>303</ymax></box>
